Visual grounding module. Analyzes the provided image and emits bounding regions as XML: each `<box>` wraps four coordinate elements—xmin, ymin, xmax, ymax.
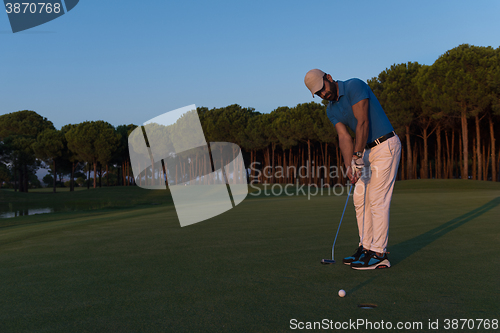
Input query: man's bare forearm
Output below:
<box><xmin>339</xmin><ymin>134</ymin><xmax>354</xmax><ymax>168</ymax></box>
<box><xmin>354</xmin><ymin>120</ymin><xmax>369</xmax><ymax>153</ymax></box>
<box><xmin>351</xmin><ymin>98</ymin><xmax>370</xmax><ymax>153</ymax></box>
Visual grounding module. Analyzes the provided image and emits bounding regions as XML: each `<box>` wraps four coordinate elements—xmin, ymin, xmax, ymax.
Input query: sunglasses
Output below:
<box><xmin>315</xmin><ymin>80</ymin><xmax>326</xmax><ymax>97</ymax></box>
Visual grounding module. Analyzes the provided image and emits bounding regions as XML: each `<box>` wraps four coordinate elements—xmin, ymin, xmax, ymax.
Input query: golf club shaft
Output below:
<box><xmin>332</xmin><ymin>184</ymin><xmax>353</xmax><ymax>260</ymax></box>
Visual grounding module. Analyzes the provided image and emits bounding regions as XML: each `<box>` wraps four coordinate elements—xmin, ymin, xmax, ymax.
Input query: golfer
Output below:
<box><xmin>304</xmin><ymin>69</ymin><xmax>401</xmax><ymax>270</ymax></box>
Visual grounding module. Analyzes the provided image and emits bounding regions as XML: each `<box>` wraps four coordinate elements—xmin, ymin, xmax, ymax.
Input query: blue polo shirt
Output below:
<box><xmin>326</xmin><ymin>78</ymin><xmax>393</xmax><ymax>144</ymax></box>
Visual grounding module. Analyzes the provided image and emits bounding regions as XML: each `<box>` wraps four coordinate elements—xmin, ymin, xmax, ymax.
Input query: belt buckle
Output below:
<box><xmin>367</xmin><ymin>131</ymin><xmax>394</xmax><ymax>149</ymax></box>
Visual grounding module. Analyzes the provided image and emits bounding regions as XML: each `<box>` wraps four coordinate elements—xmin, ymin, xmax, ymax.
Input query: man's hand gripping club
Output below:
<box><xmin>348</xmin><ymin>157</ymin><xmax>364</xmax><ymax>184</ymax></box>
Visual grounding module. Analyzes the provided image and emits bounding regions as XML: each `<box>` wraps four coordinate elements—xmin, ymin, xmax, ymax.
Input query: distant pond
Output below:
<box><xmin>0</xmin><ymin>202</ymin><xmax>113</xmax><ymax>219</ymax></box>
<box><xmin>0</xmin><ymin>208</ymin><xmax>54</xmax><ymax>218</ymax></box>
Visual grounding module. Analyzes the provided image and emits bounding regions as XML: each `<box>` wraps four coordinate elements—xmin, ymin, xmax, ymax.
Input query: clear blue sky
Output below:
<box><xmin>1</xmin><ymin>0</ymin><xmax>500</xmax><ymax>129</ymax></box>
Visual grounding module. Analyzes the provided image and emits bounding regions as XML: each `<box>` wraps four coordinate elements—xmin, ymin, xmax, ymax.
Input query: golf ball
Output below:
<box><xmin>338</xmin><ymin>289</ymin><xmax>346</xmax><ymax>297</ymax></box>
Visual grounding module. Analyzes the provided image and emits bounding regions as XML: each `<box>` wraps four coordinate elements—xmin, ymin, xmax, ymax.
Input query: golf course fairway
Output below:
<box><xmin>0</xmin><ymin>180</ymin><xmax>499</xmax><ymax>332</ymax></box>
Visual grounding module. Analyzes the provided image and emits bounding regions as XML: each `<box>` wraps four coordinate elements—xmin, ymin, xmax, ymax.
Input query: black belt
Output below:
<box><xmin>366</xmin><ymin>131</ymin><xmax>396</xmax><ymax>149</ymax></box>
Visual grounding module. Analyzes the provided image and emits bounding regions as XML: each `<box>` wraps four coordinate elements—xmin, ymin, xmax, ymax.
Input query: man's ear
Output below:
<box><xmin>325</xmin><ymin>74</ymin><xmax>334</xmax><ymax>82</ymax></box>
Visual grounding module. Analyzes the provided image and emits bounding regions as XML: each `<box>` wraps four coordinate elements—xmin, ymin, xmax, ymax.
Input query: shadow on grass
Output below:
<box><xmin>347</xmin><ymin>197</ymin><xmax>500</xmax><ymax>295</ymax></box>
<box><xmin>390</xmin><ymin>196</ymin><xmax>500</xmax><ymax>266</ymax></box>
<box><xmin>347</xmin><ymin>277</ymin><xmax>377</xmax><ymax>295</ymax></box>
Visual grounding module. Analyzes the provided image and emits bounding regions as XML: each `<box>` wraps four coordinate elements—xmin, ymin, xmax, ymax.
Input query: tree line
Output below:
<box><xmin>0</xmin><ymin>114</ymin><xmax>136</xmax><ymax>192</ymax></box>
<box><xmin>1</xmin><ymin>44</ymin><xmax>499</xmax><ymax>192</ymax></box>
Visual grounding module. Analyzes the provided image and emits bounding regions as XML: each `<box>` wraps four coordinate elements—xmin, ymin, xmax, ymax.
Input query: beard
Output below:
<box><xmin>324</xmin><ymin>90</ymin><xmax>337</xmax><ymax>101</ymax></box>
<box><xmin>323</xmin><ymin>81</ymin><xmax>337</xmax><ymax>101</ymax></box>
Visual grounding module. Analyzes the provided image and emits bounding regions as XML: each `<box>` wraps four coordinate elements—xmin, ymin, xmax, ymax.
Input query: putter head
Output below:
<box><xmin>321</xmin><ymin>259</ymin><xmax>336</xmax><ymax>265</ymax></box>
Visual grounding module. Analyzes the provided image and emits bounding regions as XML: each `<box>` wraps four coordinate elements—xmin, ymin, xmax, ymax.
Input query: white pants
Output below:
<box><xmin>353</xmin><ymin>135</ymin><xmax>401</xmax><ymax>254</ymax></box>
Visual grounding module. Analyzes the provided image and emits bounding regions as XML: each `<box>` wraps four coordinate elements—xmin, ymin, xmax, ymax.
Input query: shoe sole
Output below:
<box><xmin>351</xmin><ymin>259</ymin><xmax>391</xmax><ymax>270</ymax></box>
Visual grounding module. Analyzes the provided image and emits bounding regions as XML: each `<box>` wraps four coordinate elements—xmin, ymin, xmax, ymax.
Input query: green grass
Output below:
<box><xmin>0</xmin><ymin>186</ymin><xmax>174</xmax><ymax>226</ymax></box>
<box><xmin>0</xmin><ymin>180</ymin><xmax>499</xmax><ymax>332</ymax></box>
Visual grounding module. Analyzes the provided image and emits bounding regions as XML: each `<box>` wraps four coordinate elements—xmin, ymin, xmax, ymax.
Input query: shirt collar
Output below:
<box><xmin>328</xmin><ymin>81</ymin><xmax>344</xmax><ymax>107</ymax></box>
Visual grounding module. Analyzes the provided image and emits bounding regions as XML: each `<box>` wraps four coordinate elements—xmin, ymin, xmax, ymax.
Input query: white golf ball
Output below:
<box><xmin>338</xmin><ymin>289</ymin><xmax>346</xmax><ymax>297</ymax></box>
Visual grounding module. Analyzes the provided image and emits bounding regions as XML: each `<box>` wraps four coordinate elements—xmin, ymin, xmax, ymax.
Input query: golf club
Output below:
<box><xmin>321</xmin><ymin>184</ymin><xmax>353</xmax><ymax>264</ymax></box>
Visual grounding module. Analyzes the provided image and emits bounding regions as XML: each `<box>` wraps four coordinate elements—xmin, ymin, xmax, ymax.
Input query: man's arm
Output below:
<box><xmin>335</xmin><ymin>98</ymin><xmax>369</xmax><ymax>184</ymax></box>
<box><xmin>334</xmin><ymin>96</ymin><xmax>370</xmax><ymax>169</ymax></box>
<box><xmin>352</xmin><ymin>98</ymin><xmax>369</xmax><ymax>152</ymax></box>
<box><xmin>335</xmin><ymin>122</ymin><xmax>360</xmax><ymax>184</ymax></box>
<box><xmin>335</xmin><ymin>122</ymin><xmax>354</xmax><ymax>169</ymax></box>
